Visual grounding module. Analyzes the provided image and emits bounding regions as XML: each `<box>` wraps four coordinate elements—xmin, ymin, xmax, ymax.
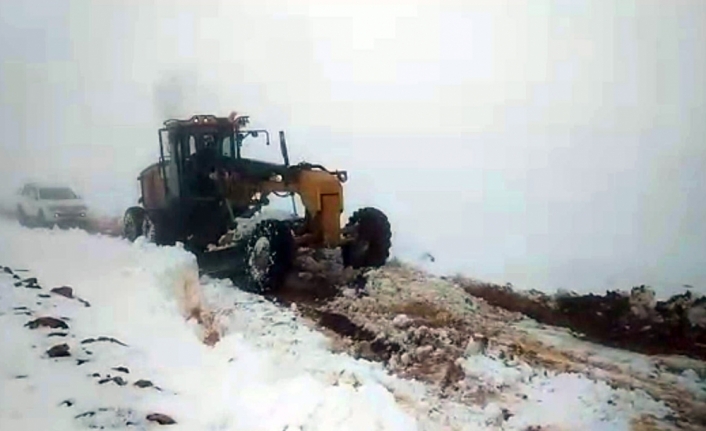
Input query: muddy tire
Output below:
<box><xmin>341</xmin><ymin>207</ymin><xmax>392</xmax><ymax>269</ymax></box>
<box><xmin>244</xmin><ymin>219</ymin><xmax>295</xmax><ymax>294</ymax></box>
<box><xmin>122</xmin><ymin>206</ymin><xmax>146</xmax><ymax>242</ymax></box>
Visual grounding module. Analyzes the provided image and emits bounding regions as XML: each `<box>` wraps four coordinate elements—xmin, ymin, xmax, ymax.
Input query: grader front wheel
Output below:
<box><xmin>244</xmin><ymin>219</ymin><xmax>296</xmax><ymax>294</ymax></box>
<box><xmin>341</xmin><ymin>207</ymin><xmax>392</xmax><ymax>269</ymax></box>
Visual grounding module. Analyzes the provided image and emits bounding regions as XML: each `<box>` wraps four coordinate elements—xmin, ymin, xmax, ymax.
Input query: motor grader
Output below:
<box><xmin>122</xmin><ymin>112</ymin><xmax>391</xmax><ymax>293</ymax></box>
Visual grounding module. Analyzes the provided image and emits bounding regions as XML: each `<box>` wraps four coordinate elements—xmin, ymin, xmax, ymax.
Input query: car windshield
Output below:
<box><xmin>38</xmin><ymin>187</ymin><xmax>77</xmax><ymax>200</ymax></box>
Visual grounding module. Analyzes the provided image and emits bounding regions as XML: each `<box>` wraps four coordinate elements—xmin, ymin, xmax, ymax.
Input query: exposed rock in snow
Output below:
<box><xmin>146</xmin><ymin>412</ymin><xmax>177</xmax><ymax>425</ymax></box>
<box><xmin>25</xmin><ymin>317</ymin><xmax>68</xmax><ymax>330</ymax></box>
<box><xmin>51</xmin><ymin>286</ymin><xmax>74</xmax><ymax>298</ymax></box>
<box><xmin>46</xmin><ymin>343</ymin><xmax>71</xmax><ymax>358</ymax></box>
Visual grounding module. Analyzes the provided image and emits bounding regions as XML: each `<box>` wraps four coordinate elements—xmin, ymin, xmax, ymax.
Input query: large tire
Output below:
<box><xmin>122</xmin><ymin>206</ymin><xmax>146</xmax><ymax>242</ymax></box>
<box><xmin>341</xmin><ymin>207</ymin><xmax>392</xmax><ymax>269</ymax></box>
<box><xmin>244</xmin><ymin>219</ymin><xmax>295</xmax><ymax>294</ymax></box>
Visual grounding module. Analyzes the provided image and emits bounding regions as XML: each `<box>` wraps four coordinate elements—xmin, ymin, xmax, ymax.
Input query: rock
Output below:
<box><xmin>25</xmin><ymin>317</ymin><xmax>69</xmax><ymax>330</ymax></box>
<box><xmin>146</xmin><ymin>413</ymin><xmax>176</xmax><ymax>425</ymax></box>
<box><xmin>46</xmin><ymin>344</ymin><xmax>71</xmax><ymax>358</ymax></box>
<box><xmin>47</xmin><ymin>332</ymin><xmax>68</xmax><ymax>337</ymax></box>
<box><xmin>134</xmin><ymin>379</ymin><xmax>153</xmax><ymax>388</ymax></box>
<box><xmin>20</xmin><ymin>276</ymin><xmax>42</xmax><ymax>289</ymax></box>
<box><xmin>441</xmin><ymin>360</ymin><xmax>466</xmax><ymax>388</ymax></box>
<box><xmin>436</xmin><ymin>329</ymin><xmax>450</xmax><ymax>342</ymax></box>
<box><xmin>60</xmin><ymin>399</ymin><xmax>75</xmax><ymax>407</ymax></box>
<box><xmin>51</xmin><ymin>286</ymin><xmax>74</xmax><ymax>298</ymax></box>
<box><xmin>81</xmin><ymin>336</ymin><xmax>128</xmax><ymax>347</ymax></box>
<box><xmin>76</xmin><ymin>359</ymin><xmax>90</xmax><ymax>366</ymax></box>
<box><xmin>112</xmin><ymin>366</ymin><xmax>130</xmax><ymax>374</ymax></box>
<box><xmin>413</xmin><ymin>325</ymin><xmax>430</xmax><ymax>340</ymax></box>
<box><xmin>415</xmin><ymin>345</ymin><xmax>435</xmax><ymax>360</ymax></box>
<box><xmin>2</xmin><ymin>267</ymin><xmax>12</xmax><ymax>274</ymax></box>
<box><xmin>392</xmin><ymin>314</ymin><xmax>412</xmax><ymax>329</ymax></box>
<box><xmin>399</xmin><ymin>352</ymin><xmax>412</xmax><ymax>366</ymax></box>
<box><xmin>501</xmin><ymin>408</ymin><xmax>513</xmax><ymax>421</ymax></box>
<box><xmin>465</xmin><ymin>334</ymin><xmax>488</xmax><ymax>356</ymax></box>
<box><xmin>98</xmin><ymin>376</ymin><xmax>127</xmax><ymax>386</ymax></box>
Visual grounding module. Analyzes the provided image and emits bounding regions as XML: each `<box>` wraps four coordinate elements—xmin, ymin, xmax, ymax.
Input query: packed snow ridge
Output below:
<box><xmin>0</xmin><ymin>220</ymin><xmax>682</xmax><ymax>430</ymax></box>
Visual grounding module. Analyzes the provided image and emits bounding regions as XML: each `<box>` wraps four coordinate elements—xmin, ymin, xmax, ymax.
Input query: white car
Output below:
<box><xmin>16</xmin><ymin>183</ymin><xmax>89</xmax><ymax>229</ymax></box>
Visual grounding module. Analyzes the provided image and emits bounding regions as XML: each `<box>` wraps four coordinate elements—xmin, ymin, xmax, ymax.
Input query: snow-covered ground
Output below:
<box><xmin>0</xmin><ymin>220</ymin><xmax>686</xmax><ymax>430</ymax></box>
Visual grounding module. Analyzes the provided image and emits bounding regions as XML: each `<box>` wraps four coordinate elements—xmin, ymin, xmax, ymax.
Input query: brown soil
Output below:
<box><xmin>456</xmin><ymin>278</ymin><xmax>706</xmax><ymax>361</ymax></box>
<box><xmin>254</xmin><ymin>254</ymin><xmax>706</xmax><ymax>430</ymax></box>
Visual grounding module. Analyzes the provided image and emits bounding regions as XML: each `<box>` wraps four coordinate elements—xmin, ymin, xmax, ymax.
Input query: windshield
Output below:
<box><xmin>235</xmin><ymin>131</ymin><xmax>283</xmax><ymax>164</ymax></box>
<box><xmin>39</xmin><ymin>187</ymin><xmax>77</xmax><ymax>200</ymax></box>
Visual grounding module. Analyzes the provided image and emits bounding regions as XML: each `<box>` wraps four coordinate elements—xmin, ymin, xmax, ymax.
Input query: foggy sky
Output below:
<box><xmin>1</xmin><ymin>0</ymin><xmax>704</xmax><ymax>295</ymax></box>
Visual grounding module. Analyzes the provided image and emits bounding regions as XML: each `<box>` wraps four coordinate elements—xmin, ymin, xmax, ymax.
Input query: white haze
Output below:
<box><xmin>0</xmin><ymin>0</ymin><xmax>704</xmax><ymax>295</ymax></box>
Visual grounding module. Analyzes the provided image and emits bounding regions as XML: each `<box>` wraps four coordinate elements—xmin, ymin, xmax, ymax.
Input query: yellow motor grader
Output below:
<box><xmin>122</xmin><ymin>112</ymin><xmax>391</xmax><ymax>293</ymax></box>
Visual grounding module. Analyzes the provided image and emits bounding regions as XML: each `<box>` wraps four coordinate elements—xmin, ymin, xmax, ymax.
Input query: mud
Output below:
<box><xmin>456</xmin><ymin>278</ymin><xmax>706</xmax><ymax>361</ymax></box>
<box><xmin>269</xmin><ymin>254</ymin><xmax>403</xmax><ymax>363</ymax></box>
<box><xmin>260</xmin><ymin>256</ymin><xmax>706</xmax><ymax>430</ymax></box>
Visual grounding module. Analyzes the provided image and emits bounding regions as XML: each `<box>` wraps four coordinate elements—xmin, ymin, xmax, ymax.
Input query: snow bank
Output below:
<box><xmin>0</xmin><ymin>220</ymin><xmax>418</xmax><ymax>430</ymax></box>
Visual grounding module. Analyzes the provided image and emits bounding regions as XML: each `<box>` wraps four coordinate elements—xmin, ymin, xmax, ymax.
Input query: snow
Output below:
<box><xmin>0</xmin><ymin>221</ymin><xmax>415</xmax><ymax>430</ymax></box>
<box><xmin>0</xmin><ymin>220</ymin><xmax>677</xmax><ymax>430</ymax></box>
<box><xmin>461</xmin><ymin>353</ymin><xmax>670</xmax><ymax>431</ymax></box>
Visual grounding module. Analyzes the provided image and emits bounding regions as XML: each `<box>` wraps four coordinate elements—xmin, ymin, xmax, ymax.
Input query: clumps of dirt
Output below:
<box><xmin>146</xmin><ymin>413</ymin><xmax>177</xmax><ymax>425</ymax></box>
<box><xmin>80</xmin><ymin>336</ymin><xmax>128</xmax><ymax>347</ymax></box>
<box><xmin>456</xmin><ymin>277</ymin><xmax>706</xmax><ymax>360</ymax></box>
<box><xmin>266</xmin><ymin>255</ymin><xmax>706</xmax><ymax>429</ymax></box>
<box><xmin>73</xmin><ymin>407</ymin><xmax>171</xmax><ymax>428</ymax></box>
<box><xmin>50</xmin><ymin>286</ymin><xmax>91</xmax><ymax>307</ymax></box>
<box><xmin>14</xmin><ymin>276</ymin><xmax>41</xmax><ymax>289</ymax></box>
<box><xmin>25</xmin><ymin>317</ymin><xmax>69</xmax><ymax>330</ymax></box>
<box><xmin>283</xmin><ymin>263</ymin><xmax>507</xmax><ymax>393</ymax></box>
<box><xmin>46</xmin><ymin>343</ymin><xmax>71</xmax><ymax>358</ymax></box>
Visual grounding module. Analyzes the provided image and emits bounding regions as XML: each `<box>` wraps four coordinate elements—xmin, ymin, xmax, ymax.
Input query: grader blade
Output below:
<box><xmin>194</xmin><ymin>243</ymin><xmax>248</xmax><ymax>279</ymax></box>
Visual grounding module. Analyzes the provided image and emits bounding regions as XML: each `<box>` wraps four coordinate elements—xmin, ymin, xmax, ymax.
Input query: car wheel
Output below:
<box><xmin>17</xmin><ymin>206</ymin><xmax>30</xmax><ymax>227</ymax></box>
<box><xmin>37</xmin><ymin>210</ymin><xmax>49</xmax><ymax>228</ymax></box>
